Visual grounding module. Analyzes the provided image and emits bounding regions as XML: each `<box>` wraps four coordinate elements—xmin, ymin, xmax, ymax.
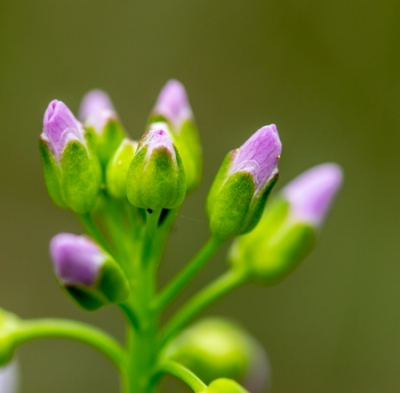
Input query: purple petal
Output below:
<box><xmin>282</xmin><ymin>163</ymin><xmax>343</xmax><ymax>225</ymax></box>
<box><xmin>154</xmin><ymin>79</ymin><xmax>192</xmax><ymax>131</ymax></box>
<box><xmin>140</xmin><ymin>122</ymin><xmax>176</xmax><ymax>162</ymax></box>
<box><xmin>0</xmin><ymin>362</ymin><xmax>19</xmax><ymax>393</ymax></box>
<box><xmin>230</xmin><ymin>125</ymin><xmax>282</xmax><ymax>192</ymax></box>
<box><xmin>50</xmin><ymin>233</ymin><xmax>106</xmax><ymax>286</ymax></box>
<box><xmin>79</xmin><ymin>90</ymin><xmax>117</xmax><ymax>134</ymax></box>
<box><xmin>42</xmin><ymin>100</ymin><xmax>85</xmax><ymax>159</ymax></box>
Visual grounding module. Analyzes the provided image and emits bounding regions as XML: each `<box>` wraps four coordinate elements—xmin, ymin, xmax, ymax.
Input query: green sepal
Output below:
<box><xmin>230</xmin><ymin>198</ymin><xmax>317</xmax><ymax>285</ymax></box>
<box><xmin>173</xmin><ymin>119</ymin><xmax>202</xmax><ymax>193</ymax></box>
<box><xmin>105</xmin><ymin>139</ymin><xmax>137</xmax><ymax>199</ymax></box>
<box><xmin>64</xmin><ymin>258</ymin><xmax>129</xmax><ymax>311</ymax></box>
<box><xmin>164</xmin><ymin>318</ymin><xmax>263</xmax><ymax>386</ymax></box>
<box><xmin>38</xmin><ymin>138</ymin><xmax>67</xmax><ymax>208</ymax></box>
<box><xmin>98</xmin><ymin>259</ymin><xmax>130</xmax><ymax>303</ymax></box>
<box><xmin>206</xmin><ymin>378</ymin><xmax>249</xmax><ymax>393</ymax></box>
<box><xmin>208</xmin><ymin>172</ymin><xmax>255</xmax><ymax>239</ymax></box>
<box><xmin>149</xmin><ymin>115</ymin><xmax>202</xmax><ymax>193</ymax></box>
<box><xmin>126</xmin><ymin>145</ymin><xmax>186</xmax><ymax>210</ymax></box>
<box><xmin>65</xmin><ymin>286</ymin><xmax>106</xmax><ymax>311</ymax></box>
<box><xmin>60</xmin><ymin>133</ymin><xmax>102</xmax><ymax>214</ymax></box>
<box><xmin>239</xmin><ymin>173</ymin><xmax>279</xmax><ymax>236</ymax></box>
<box><xmin>206</xmin><ymin>152</ymin><xmax>232</xmax><ymax>216</ymax></box>
<box><xmin>88</xmin><ymin>118</ymin><xmax>126</xmax><ymax>167</ymax></box>
<box><xmin>0</xmin><ymin>309</ymin><xmax>20</xmax><ymax>366</ymax></box>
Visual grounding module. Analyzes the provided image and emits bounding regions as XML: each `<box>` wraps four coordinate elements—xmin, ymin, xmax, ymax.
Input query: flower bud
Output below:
<box><xmin>79</xmin><ymin>90</ymin><xmax>125</xmax><ymax>165</ymax></box>
<box><xmin>164</xmin><ymin>318</ymin><xmax>270</xmax><ymax>393</ymax></box>
<box><xmin>230</xmin><ymin>163</ymin><xmax>343</xmax><ymax>285</ymax></box>
<box><xmin>39</xmin><ymin>100</ymin><xmax>102</xmax><ymax>213</ymax></box>
<box><xmin>150</xmin><ymin>80</ymin><xmax>202</xmax><ymax>193</ymax></box>
<box><xmin>207</xmin><ymin>125</ymin><xmax>281</xmax><ymax>239</ymax></box>
<box><xmin>50</xmin><ymin>233</ymin><xmax>129</xmax><ymax>310</ymax></box>
<box><xmin>206</xmin><ymin>378</ymin><xmax>249</xmax><ymax>393</ymax></box>
<box><xmin>105</xmin><ymin>139</ymin><xmax>138</xmax><ymax>199</ymax></box>
<box><xmin>0</xmin><ymin>310</ymin><xmax>20</xmax><ymax>367</ymax></box>
<box><xmin>0</xmin><ymin>361</ymin><xmax>19</xmax><ymax>393</ymax></box>
<box><xmin>126</xmin><ymin>122</ymin><xmax>186</xmax><ymax>210</ymax></box>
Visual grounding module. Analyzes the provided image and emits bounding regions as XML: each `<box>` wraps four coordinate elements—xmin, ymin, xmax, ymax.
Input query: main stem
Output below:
<box><xmin>124</xmin><ymin>210</ymin><xmax>161</xmax><ymax>393</ymax></box>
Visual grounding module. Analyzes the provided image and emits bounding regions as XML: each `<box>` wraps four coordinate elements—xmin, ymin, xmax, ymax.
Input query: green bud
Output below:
<box><xmin>206</xmin><ymin>378</ymin><xmax>249</xmax><ymax>393</ymax></box>
<box><xmin>230</xmin><ymin>163</ymin><xmax>343</xmax><ymax>285</ymax></box>
<box><xmin>40</xmin><ymin>100</ymin><xmax>102</xmax><ymax>214</ymax></box>
<box><xmin>151</xmin><ymin>79</ymin><xmax>202</xmax><ymax>193</ymax></box>
<box><xmin>106</xmin><ymin>138</ymin><xmax>138</xmax><ymax>199</ymax></box>
<box><xmin>126</xmin><ymin>123</ymin><xmax>186</xmax><ymax>210</ymax></box>
<box><xmin>207</xmin><ymin>125</ymin><xmax>281</xmax><ymax>239</ymax></box>
<box><xmin>0</xmin><ymin>310</ymin><xmax>19</xmax><ymax>366</ymax></box>
<box><xmin>230</xmin><ymin>198</ymin><xmax>317</xmax><ymax>285</ymax></box>
<box><xmin>79</xmin><ymin>89</ymin><xmax>126</xmax><ymax>166</ymax></box>
<box><xmin>164</xmin><ymin>318</ymin><xmax>269</xmax><ymax>392</ymax></box>
<box><xmin>88</xmin><ymin>119</ymin><xmax>126</xmax><ymax>167</ymax></box>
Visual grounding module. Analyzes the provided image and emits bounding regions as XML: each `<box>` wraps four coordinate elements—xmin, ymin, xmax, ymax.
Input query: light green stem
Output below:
<box><xmin>155</xmin><ymin>237</ymin><xmax>223</xmax><ymax>311</ymax></box>
<box><xmin>160</xmin><ymin>270</ymin><xmax>248</xmax><ymax>347</ymax></box>
<box><xmin>14</xmin><ymin>319</ymin><xmax>126</xmax><ymax>371</ymax></box>
<box><xmin>78</xmin><ymin>212</ymin><xmax>111</xmax><ymax>254</ymax></box>
<box><xmin>155</xmin><ymin>360</ymin><xmax>207</xmax><ymax>393</ymax></box>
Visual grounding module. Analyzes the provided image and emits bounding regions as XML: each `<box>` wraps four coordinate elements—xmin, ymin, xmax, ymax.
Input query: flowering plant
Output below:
<box><xmin>0</xmin><ymin>80</ymin><xmax>342</xmax><ymax>393</ymax></box>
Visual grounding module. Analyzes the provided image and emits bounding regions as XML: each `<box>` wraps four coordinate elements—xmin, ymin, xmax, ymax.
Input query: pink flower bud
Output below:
<box><xmin>282</xmin><ymin>163</ymin><xmax>343</xmax><ymax>226</ymax></box>
<box><xmin>79</xmin><ymin>90</ymin><xmax>117</xmax><ymax>134</ymax></box>
<box><xmin>154</xmin><ymin>80</ymin><xmax>192</xmax><ymax>130</ymax></box>
<box><xmin>50</xmin><ymin>233</ymin><xmax>106</xmax><ymax>286</ymax></box>
<box><xmin>41</xmin><ymin>100</ymin><xmax>85</xmax><ymax>159</ymax></box>
<box><xmin>229</xmin><ymin>124</ymin><xmax>281</xmax><ymax>193</ymax></box>
<box><xmin>142</xmin><ymin>122</ymin><xmax>176</xmax><ymax>162</ymax></box>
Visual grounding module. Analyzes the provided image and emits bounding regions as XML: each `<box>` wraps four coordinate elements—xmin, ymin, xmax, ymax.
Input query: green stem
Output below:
<box><xmin>155</xmin><ymin>237</ymin><xmax>223</xmax><ymax>311</ymax></box>
<box><xmin>14</xmin><ymin>319</ymin><xmax>126</xmax><ymax>371</ymax></box>
<box><xmin>124</xmin><ymin>209</ymin><xmax>162</xmax><ymax>393</ymax></box>
<box><xmin>155</xmin><ymin>360</ymin><xmax>207</xmax><ymax>393</ymax></box>
<box><xmin>160</xmin><ymin>270</ymin><xmax>248</xmax><ymax>348</ymax></box>
<box><xmin>78</xmin><ymin>212</ymin><xmax>111</xmax><ymax>253</ymax></box>
<box><xmin>118</xmin><ymin>301</ymin><xmax>140</xmax><ymax>331</ymax></box>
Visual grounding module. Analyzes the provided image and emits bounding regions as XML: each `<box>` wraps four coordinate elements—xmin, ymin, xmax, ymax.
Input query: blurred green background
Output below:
<box><xmin>1</xmin><ymin>1</ymin><xmax>399</xmax><ymax>392</ymax></box>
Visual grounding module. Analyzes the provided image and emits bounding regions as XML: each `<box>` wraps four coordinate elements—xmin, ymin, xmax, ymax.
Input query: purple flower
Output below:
<box><xmin>154</xmin><ymin>80</ymin><xmax>192</xmax><ymax>130</ymax></box>
<box><xmin>50</xmin><ymin>233</ymin><xmax>106</xmax><ymax>286</ymax></box>
<box><xmin>0</xmin><ymin>362</ymin><xmax>19</xmax><ymax>393</ymax></box>
<box><xmin>282</xmin><ymin>163</ymin><xmax>343</xmax><ymax>226</ymax></box>
<box><xmin>229</xmin><ymin>125</ymin><xmax>282</xmax><ymax>193</ymax></box>
<box><xmin>79</xmin><ymin>89</ymin><xmax>117</xmax><ymax>134</ymax></box>
<box><xmin>41</xmin><ymin>100</ymin><xmax>85</xmax><ymax>160</ymax></box>
<box><xmin>141</xmin><ymin>122</ymin><xmax>176</xmax><ymax>162</ymax></box>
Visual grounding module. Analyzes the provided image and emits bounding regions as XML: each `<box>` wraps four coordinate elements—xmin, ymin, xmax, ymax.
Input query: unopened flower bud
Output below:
<box><xmin>106</xmin><ymin>139</ymin><xmax>138</xmax><ymax>199</ymax></box>
<box><xmin>164</xmin><ymin>318</ymin><xmax>270</xmax><ymax>393</ymax></box>
<box><xmin>151</xmin><ymin>80</ymin><xmax>202</xmax><ymax>193</ymax></box>
<box><xmin>126</xmin><ymin>122</ymin><xmax>186</xmax><ymax>210</ymax></box>
<box><xmin>0</xmin><ymin>310</ymin><xmax>20</xmax><ymax>367</ymax></box>
<box><xmin>39</xmin><ymin>100</ymin><xmax>102</xmax><ymax>213</ymax></box>
<box><xmin>206</xmin><ymin>378</ymin><xmax>249</xmax><ymax>393</ymax></box>
<box><xmin>79</xmin><ymin>90</ymin><xmax>125</xmax><ymax>165</ymax></box>
<box><xmin>0</xmin><ymin>361</ymin><xmax>19</xmax><ymax>393</ymax></box>
<box><xmin>50</xmin><ymin>233</ymin><xmax>129</xmax><ymax>311</ymax></box>
<box><xmin>207</xmin><ymin>125</ymin><xmax>281</xmax><ymax>239</ymax></box>
<box><xmin>230</xmin><ymin>163</ymin><xmax>343</xmax><ymax>285</ymax></box>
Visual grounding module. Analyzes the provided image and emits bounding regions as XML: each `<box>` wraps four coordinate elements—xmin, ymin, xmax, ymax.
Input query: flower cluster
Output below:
<box><xmin>0</xmin><ymin>80</ymin><xmax>343</xmax><ymax>393</ymax></box>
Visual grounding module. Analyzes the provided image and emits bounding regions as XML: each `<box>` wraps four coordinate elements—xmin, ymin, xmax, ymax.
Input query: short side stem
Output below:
<box><xmin>155</xmin><ymin>360</ymin><xmax>207</xmax><ymax>393</ymax></box>
<box><xmin>155</xmin><ymin>237</ymin><xmax>223</xmax><ymax>311</ymax></box>
<box><xmin>160</xmin><ymin>270</ymin><xmax>248</xmax><ymax>347</ymax></box>
<box><xmin>14</xmin><ymin>319</ymin><xmax>126</xmax><ymax>371</ymax></box>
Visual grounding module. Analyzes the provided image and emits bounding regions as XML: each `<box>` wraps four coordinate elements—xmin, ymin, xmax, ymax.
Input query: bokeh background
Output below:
<box><xmin>1</xmin><ymin>1</ymin><xmax>400</xmax><ymax>392</ymax></box>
